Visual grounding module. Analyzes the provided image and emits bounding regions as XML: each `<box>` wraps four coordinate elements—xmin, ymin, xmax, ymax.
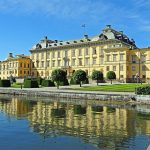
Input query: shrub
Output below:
<box><xmin>91</xmin><ymin>70</ymin><xmax>103</xmax><ymax>85</ymax></box>
<box><xmin>41</xmin><ymin>80</ymin><xmax>55</xmax><ymax>87</ymax></box>
<box><xmin>60</xmin><ymin>78</ymin><xmax>69</xmax><ymax>86</ymax></box>
<box><xmin>0</xmin><ymin>80</ymin><xmax>11</xmax><ymax>87</ymax></box>
<box><xmin>82</xmin><ymin>77</ymin><xmax>89</xmax><ymax>84</ymax></box>
<box><xmin>106</xmin><ymin>71</ymin><xmax>116</xmax><ymax>84</ymax></box>
<box><xmin>72</xmin><ymin>70</ymin><xmax>87</xmax><ymax>87</ymax></box>
<box><xmin>51</xmin><ymin>69</ymin><xmax>67</xmax><ymax>89</ymax></box>
<box><xmin>136</xmin><ymin>86</ymin><xmax>150</xmax><ymax>95</ymax></box>
<box><xmin>70</xmin><ymin>77</ymin><xmax>80</xmax><ymax>85</ymax></box>
<box><xmin>37</xmin><ymin>77</ymin><xmax>44</xmax><ymax>85</ymax></box>
<box><xmin>24</xmin><ymin>79</ymin><xmax>39</xmax><ymax>88</ymax></box>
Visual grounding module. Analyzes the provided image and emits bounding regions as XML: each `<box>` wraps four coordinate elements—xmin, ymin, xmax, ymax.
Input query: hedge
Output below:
<box><xmin>41</xmin><ymin>80</ymin><xmax>55</xmax><ymax>87</ymax></box>
<box><xmin>136</xmin><ymin>86</ymin><xmax>150</xmax><ymax>95</ymax></box>
<box><xmin>59</xmin><ymin>78</ymin><xmax>69</xmax><ymax>86</ymax></box>
<box><xmin>0</xmin><ymin>80</ymin><xmax>11</xmax><ymax>87</ymax></box>
<box><xmin>24</xmin><ymin>79</ymin><xmax>39</xmax><ymax>88</ymax></box>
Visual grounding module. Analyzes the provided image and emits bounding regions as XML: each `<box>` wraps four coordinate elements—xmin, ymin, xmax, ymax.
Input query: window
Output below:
<box><xmin>113</xmin><ymin>54</ymin><xmax>117</xmax><ymax>62</ymax></box>
<box><xmin>47</xmin><ymin>61</ymin><xmax>50</xmax><ymax>67</ymax></box>
<box><xmin>113</xmin><ymin>66</ymin><xmax>116</xmax><ymax>71</ymax></box>
<box><xmin>24</xmin><ymin>71</ymin><xmax>26</xmax><ymax>74</ymax></box>
<box><xmin>52</xmin><ymin>52</ymin><xmax>55</xmax><ymax>58</ymax></box>
<box><xmin>142</xmin><ymin>65</ymin><xmax>146</xmax><ymax>71</ymax></box>
<box><xmin>58</xmin><ymin>51</ymin><xmax>60</xmax><ymax>58</ymax></box>
<box><xmin>79</xmin><ymin>49</ymin><xmax>82</xmax><ymax>56</ymax></box>
<box><xmin>106</xmin><ymin>55</ymin><xmax>110</xmax><ymax>62</ymax></box>
<box><xmin>36</xmin><ymin>61</ymin><xmax>39</xmax><ymax>68</ymax></box>
<box><xmin>47</xmin><ymin>52</ymin><xmax>50</xmax><ymax>58</ymax></box>
<box><xmin>20</xmin><ymin>63</ymin><xmax>22</xmax><ymax>67</ymax></box>
<box><xmin>106</xmin><ymin>66</ymin><xmax>109</xmax><ymax>71</ymax></box>
<box><xmin>120</xmin><ymin>75</ymin><xmax>124</xmax><ymax>78</ymax></box>
<box><xmin>41</xmin><ymin>61</ymin><xmax>44</xmax><ymax>68</ymax></box>
<box><xmin>32</xmin><ymin>62</ymin><xmax>35</xmax><ymax>68</ymax></box>
<box><xmin>142</xmin><ymin>75</ymin><xmax>146</xmax><ymax>79</ymax></box>
<box><xmin>92</xmin><ymin>47</ymin><xmax>96</xmax><ymax>55</ymax></box>
<box><xmin>20</xmin><ymin>70</ymin><xmax>22</xmax><ymax>74</ymax></box>
<box><xmin>100</xmin><ymin>49</ymin><xmax>104</xmax><ymax>55</ymax></box>
<box><xmin>85</xmin><ymin>58</ymin><xmax>89</xmax><ymax>65</ymax></box>
<box><xmin>58</xmin><ymin>60</ymin><xmax>61</xmax><ymax>66</ymax></box>
<box><xmin>41</xmin><ymin>53</ymin><xmax>44</xmax><ymax>59</ymax></box>
<box><xmin>72</xmin><ymin>49</ymin><xmax>75</xmax><ymax>57</ymax></box>
<box><xmin>72</xmin><ymin>59</ymin><xmax>76</xmax><ymax>66</ymax></box>
<box><xmin>141</xmin><ymin>55</ymin><xmax>146</xmax><ymax>63</ymax></box>
<box><xmin>85</xmin><ymin>48</ymin><xmax>89</xmax><ymax>55</ymax></box>
<box><xmin>79</xmin><ymin>58</ymin><xmax>82</xmax><ymax>66</ymax></box>
<box><xmin>65</xmin><ymin>50</ymin><xmax>68</xmax><ymax>57</ymax></box>
<box><xmin>93</xmin><ymin>58</ymin><xmax>96</xmax><ymax>65</ymax></box>
<box><xmin>120</xmin><ymin>54</ymin><xmax>124</xmax><ymax>61</ymax></box>
<box><xmin>52</xmin><ymin>60</ymin><xmax>55</xmax><ymax>67</ymax></box>
<box><xmin>37</xmin><ymin>53</ymin><xmax>39</xmax><ymax>59</ymax></box>
<box><xmin>120</xmin><ymin>65</ymin><xmax>124</xmax><ymax>71</ymax></box>
<box><xmin>24</xmin><ymin>63</ymin><xmax>26</xmax><ymax>68</ymax></box>
<box><xmin>132</xmin><ymin>66</ymin><xmax>136</xmax><ymax>71</ymax></box>
<box><xmin>132</xmin><ymin>55</ymin><xmax>136</xmax><ymax>63</ymax></box>
<box><xmin>32</xmin><ymin>54</ymin><xmax>34</xmax><ymax>60</ymax></box>
<box><xmin>41</xmin><ymin>71</ymin><xmax>43</xmax><ymax>76</ymax></box>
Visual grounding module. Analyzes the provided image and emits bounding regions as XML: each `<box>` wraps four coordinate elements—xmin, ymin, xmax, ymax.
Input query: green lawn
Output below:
<box><xmin>75</xmin><ymin>84</ymin><xmax>149</xmax><ymax>92</ymax></box>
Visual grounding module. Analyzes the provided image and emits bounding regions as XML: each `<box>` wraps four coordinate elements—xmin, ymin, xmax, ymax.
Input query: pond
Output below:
<box><xmin>0</xmin><ymin>95</ymin><xmax>150</xmax><ymax>150</ymax></box>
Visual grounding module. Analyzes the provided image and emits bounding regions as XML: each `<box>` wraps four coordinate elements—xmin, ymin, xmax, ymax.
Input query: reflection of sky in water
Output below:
<box><xmin>0</xmin><ymin>96</ymin><xmax>150</xmax><ymax>150</ymax></box>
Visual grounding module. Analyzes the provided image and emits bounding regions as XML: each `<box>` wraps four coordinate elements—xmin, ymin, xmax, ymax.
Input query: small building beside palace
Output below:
<box><xmin>0</xmin><ymin>53</ymin><xmax>32</xmax><ymax>79</ymax></box>
<box><xmin>30</xmin><ymin>25</ymin><xmax>150</xmax><ymax>83</ymax></box>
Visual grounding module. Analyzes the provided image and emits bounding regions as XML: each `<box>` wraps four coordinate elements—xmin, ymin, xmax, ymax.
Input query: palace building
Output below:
<box><xmin>0</xmin><ymin>53</ymin><xmax>32</xmax><ymax>79</ymax></box>
<box><xmin>30</xmin><ymin>25</ymin><xmax>150</xmax><ymax>83</ymax></box>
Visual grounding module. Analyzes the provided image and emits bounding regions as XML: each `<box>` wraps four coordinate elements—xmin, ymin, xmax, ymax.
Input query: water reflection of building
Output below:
<box><xmin>0</xmin><ymin>97</ymin><xmax>150</xmax><ymax>149</ymax></box>
<box><xmin>0</xmin><ymin>97</ymin><xmax>34</xmax><ymax>118</ymax></box>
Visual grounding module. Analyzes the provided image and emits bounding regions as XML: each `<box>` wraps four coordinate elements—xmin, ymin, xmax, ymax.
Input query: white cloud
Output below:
<box><xmin>0</xmin><ymin>0</ymin><xmax>113</xmax><ymax>19</ymax></box>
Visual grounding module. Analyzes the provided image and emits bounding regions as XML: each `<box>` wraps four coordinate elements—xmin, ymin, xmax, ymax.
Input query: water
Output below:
<box><xmin>0</xmin><ymin>95</ymin><xmax>150</xmax><ymax>150</ymax></box>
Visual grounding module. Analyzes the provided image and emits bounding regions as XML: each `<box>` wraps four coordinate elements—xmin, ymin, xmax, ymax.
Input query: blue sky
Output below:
<box><xmin>0</xmin><ymin>0</ymin><xmax>150</xmax><ymax>60</ymax></box>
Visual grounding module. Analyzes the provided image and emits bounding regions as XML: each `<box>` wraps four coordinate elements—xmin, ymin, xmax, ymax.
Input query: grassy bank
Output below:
<box><xmin>75</xmin><ymin>84</ymin><xmax>149</xmax><ymax>92</ymax></box>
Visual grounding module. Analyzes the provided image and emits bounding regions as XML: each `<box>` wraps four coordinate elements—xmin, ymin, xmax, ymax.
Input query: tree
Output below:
<box><xmin>106</xmin><ymin>71</ymin><xmax>116</xmax><ymax>84</ymax></box>
<box><xmin>51</xmin><ymin>69</ymin><xmax>67</xmax><ymax>89</ymax></box>
<box><xmin>72</xmin><ymin>70</ymin><xmax>87</xmax><ymax>87</ymax></box>
<box><xmin>91</xmin><ymin>70</ymin><xmax>103</xmax><ymax>85</ymax></box>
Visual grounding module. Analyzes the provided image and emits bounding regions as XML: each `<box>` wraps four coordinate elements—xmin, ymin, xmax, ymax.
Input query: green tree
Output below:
<box><xmin>91</xmin><ymin>70</ymin><xmax>103</xmax><ymax>85</ymax></box>
<box><xmin>72</xmin><ymin>70</ymin><xmax>87</xmax><ymax>87</ymax></box>
<box><xmin>106</xmin><ymin>71</ymin><xmax>116</xmax><ymax>84</ymax></box>
<box><xmin>51</xmin><ymin>69</ymin><xmax>67</xmax><ymax>89</ymax></box>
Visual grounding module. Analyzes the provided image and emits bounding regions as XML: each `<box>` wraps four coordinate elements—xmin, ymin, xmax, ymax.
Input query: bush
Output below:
<box><xmin>70</xmin><ymin>77</ymin><xmax>80</xmax><ymax>85</ymax></box>
<box><xmin>0</xmin><ymin>80</ymin><xmax>11</xmax><ymax>87</ymax></box>
<box><xmin>41</xmin><ymin>80</ymin><xmax>55</xmax><ymax>87</ymax></box>
<box><xmin>24</xmin><ymin>79</ymin><xmax>39</xmax><ymax>88</ymax></box>
<box><xmin>37</xmin><ymin>77</ymin><xmax>44</xmax><ymax>85</ymax></box>
<box><xmin>60</xmin><ymin>78</ymin><xmax>69</xmax><ymax>86</ymax></box>
<box><xmin>82</xmin><ymin>77</ymin><xmax>89</xmax><ymax>84</ymax></box>
<box><xmin>136</xmin><ymin>86</ymin><xmax>150</xmax><ymax>95</ymax></box>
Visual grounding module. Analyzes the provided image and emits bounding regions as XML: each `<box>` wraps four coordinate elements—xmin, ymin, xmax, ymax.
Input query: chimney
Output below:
<box><xmin>106</xmin><ymin>25</ymin><xmax>111</xmax><ymax>29</ymax></box>
<box><xmin>8</xmin><ymin>53</ymin><xmax>13</xmax><ymax>58</ymax></box>
<box><xmin>84</xmin><ymin>35</ymin><xmax>88</xmax><ymax>39</ymax></box>
<box><xmin>45</xmin><ymin>36</ymin><xmax>48</xmax><ymax>40</ymax></box>
<box><xmin>119</xmin><ymin>31</ymin><xmax>123</xmax><ymax>34</ymax></box>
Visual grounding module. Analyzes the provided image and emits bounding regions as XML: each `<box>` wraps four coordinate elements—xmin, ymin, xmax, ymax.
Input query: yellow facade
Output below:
<box><xmin>30</xmin><ymin>25</ymin><xmax>150</xmax><ymax>83</ymax></box>
<box><xmin>0</xmin><ymin>53</ymin><xmax>32</xmax><ymax>79</ymax></box>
